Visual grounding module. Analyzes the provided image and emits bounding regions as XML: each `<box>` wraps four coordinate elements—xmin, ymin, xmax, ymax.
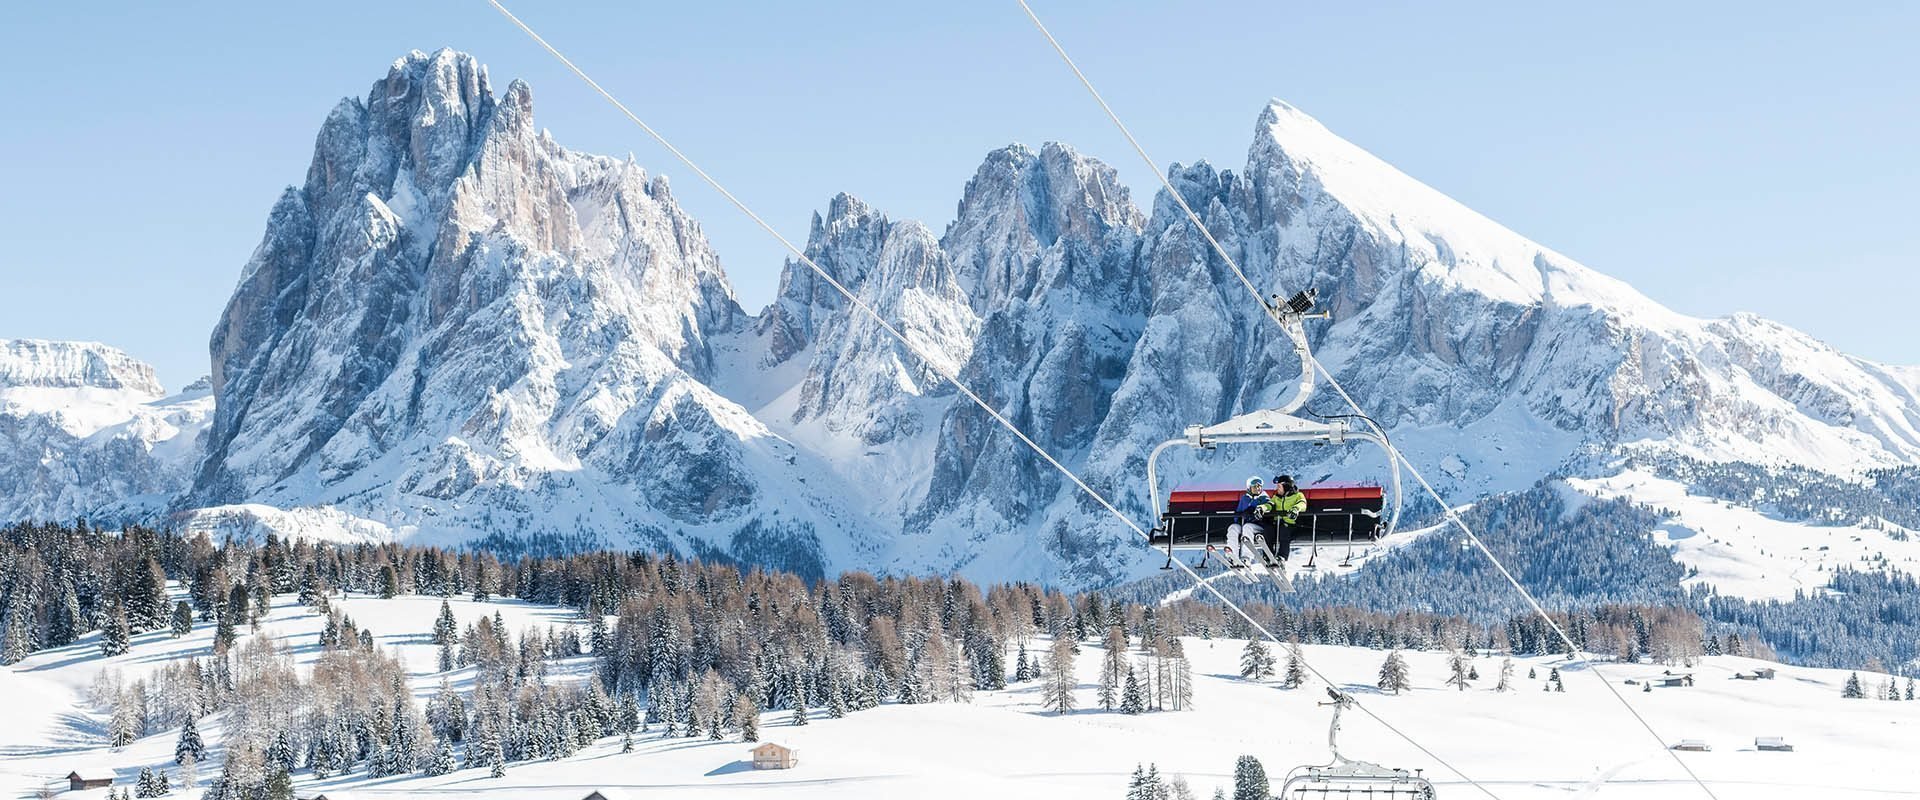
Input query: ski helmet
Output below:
<box><xmin>1246</xmin><ymin>476</ymin><xmax>1264</xmax><ymax>489</ymax></box>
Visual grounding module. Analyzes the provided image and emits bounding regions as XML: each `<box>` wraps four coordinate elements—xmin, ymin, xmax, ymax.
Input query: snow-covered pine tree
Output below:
<box><xmin>1239</xmin><ymin>640</ymin><xmax>1275</xmax><ymax>680</ymax></box>
<box><xmin>297</xmin><ymin>563</ymin><xmax>326</xmax><ymax>608</ymax></box>
<box><xmin>50</xmin><ymin>581</ymin><xmax>82</xmax><ymax>649</ymax></box>
<box><xmin>213</xmin><ymin>608</ymin><xmax>236</xmax><ymax>653</ymax></box>
<box><xmin>1232</xmin><ymin>755</ymin><xmax>1269</xmax><ymax>800</ymax></box>
<box><xmin>1377</xmin><ymin>651</ymin><xmax>1411</xmax><ymax>695</ymax></box>
<box><xmin>426</xmin><ymin>737</ymin><xmax>455</xmax><ymax>775</ymax></box>
<box><xmin>0</xmin><ymin>587</ymin><xmax>35</xmax><ymax>665</ymax></box>
<box><xmin>826</xmin><ymin>671</ymin><xmax>850</xmax><ymax>718</ymax></box>
<box><xmin>1549</xmin><ymin>667</ymin><xmax>1565</xmax><ymax>692</ymax></box>
<box><xmin>170</xmin><ymin>601</ymin><xmax>193</xmax><ymax>639</ymax></box>
<box><xmin>1842</xmin><ymin>672</ymin><xmax>1864</xmax><ymax>698</ymax></box>
<box><xmin>134</xmin><ymin>766</ymin><xmax>157</xmax><ymax>798</ymax></box>
<box><xmin>1142</xmin><ymin>764</ymin><xmax>1169</xmax><ymax>800</ymax></box>
<box><xmin>1014</xmin><ymin>642</ymin><xmax>1032</xmax><ymax>682</ymax></box>
<box><xmin>1446</xmin><ymin>651</ymin><xmax>1471</xmax><ymax>691</ymax></box>
<box><xmin>433</xmin><ymin>600</ymin><xmax>457</xmax><ymax>645</ymax></box>
<box><xmin>175</xmin><ymin>716</ymin><xmax>204</xmax><ymax>765</ymax></box>
<box><xmin>1121</xmin><ymin>665</ymin><xmax>1146</xmax><ymax>715</ymax></box>
<box><xmin>1282</xmin><ymin>643</ymin><xmax>1307</xmax><ymax>689</ymax></box>
<box><xmin>618</xmin><ymin>691</ymin><xmax>640</xmax><ymax>733</ymax></box>
<box><xmin>791</xmin><ymin>690</ymin><xmax>809</xmax><ymax>726</ymax></box>
<box><xmin>101</xmin><ymin>601</ymin><xmax>131</xmax><ymax>657</ymax></box>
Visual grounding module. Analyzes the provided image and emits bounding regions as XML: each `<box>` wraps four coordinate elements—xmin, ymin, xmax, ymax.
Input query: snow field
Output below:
<box><xmin>4</xmin><ymin>592</ymin><xmax>1914</xmax><ymax>799</ymax></box>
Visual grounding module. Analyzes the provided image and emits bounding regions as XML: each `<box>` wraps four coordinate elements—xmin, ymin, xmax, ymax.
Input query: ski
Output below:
<box><xmin>1249</xmin><ymin>538</ymin><xmax>1294</xmax><ymax>593</ymax></box>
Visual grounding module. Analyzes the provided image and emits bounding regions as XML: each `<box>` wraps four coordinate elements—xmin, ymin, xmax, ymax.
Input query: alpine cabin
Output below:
<box><xmin>67</xmin><ymin>772</ymin><xmax>113</xmax><ymax>791</ymax></box>
<box><xmin>751</xmin><ymin>742</ymin><xmax>798</xmax><ymax>770</ymax></box>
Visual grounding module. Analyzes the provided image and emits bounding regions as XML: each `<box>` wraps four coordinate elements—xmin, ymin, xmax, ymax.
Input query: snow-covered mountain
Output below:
<box><xmin>9</xmin><ymin>50</ymin><xmax>1920</xmax><ymax>588</ymax></box>
<box><xmin>180</xmin><ymin>49</ymin><xmax>880</xmax><ymax>577</ymax></box>
<box><xmin>0</xmin><ymin>340</ymin><xmax>211</xmax><ymax>523</ymax></box>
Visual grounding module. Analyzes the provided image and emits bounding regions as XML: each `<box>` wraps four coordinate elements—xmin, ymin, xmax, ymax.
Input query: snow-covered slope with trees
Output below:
<box><xmin>8</xmin><ymin>49</ymin><xmax>1920</xmax><ymax>589</ymax></box>
<box><xmin>1</xmin><ymin>589</ymin><xmax>1908</xmax><ymax>800</ymax></box>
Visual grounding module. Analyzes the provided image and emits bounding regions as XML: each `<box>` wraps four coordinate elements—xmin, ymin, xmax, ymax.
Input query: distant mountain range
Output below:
<box><xmin>7</xmin><ymin>49</ymin><xmax>1919</xmax><ymax>587</ymax></box>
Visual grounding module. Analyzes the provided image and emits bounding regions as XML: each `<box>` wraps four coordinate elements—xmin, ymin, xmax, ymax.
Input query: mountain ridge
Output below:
<box><xmin>5</xmin><ymin>50</ymin><xmax>1917</xmax><ymax>589</ymax></box>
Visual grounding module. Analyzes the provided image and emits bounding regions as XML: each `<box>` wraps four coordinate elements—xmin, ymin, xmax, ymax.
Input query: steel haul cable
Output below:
<box><xmin>480</xmin><ymin>1</ymin><xmax>1506</xmax><ymax>797</ymax></box>
<box><xmin>1011</xmin><ymin>2</ymin><xmax>1722</xmax><ymax>798</ymax></box>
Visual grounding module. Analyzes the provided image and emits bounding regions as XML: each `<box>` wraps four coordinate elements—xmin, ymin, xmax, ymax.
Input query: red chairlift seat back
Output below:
<box><xmin>1151</xmin><ymin>482</ymin><xmax>1385</xmax><ymax>549</ymax></box>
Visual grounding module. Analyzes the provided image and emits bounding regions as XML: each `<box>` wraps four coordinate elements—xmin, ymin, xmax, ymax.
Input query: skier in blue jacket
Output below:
<box><xmin>1225</xmin><ymin>476</ymin><xmax>1277</xmax><ymax>564</ymax></box>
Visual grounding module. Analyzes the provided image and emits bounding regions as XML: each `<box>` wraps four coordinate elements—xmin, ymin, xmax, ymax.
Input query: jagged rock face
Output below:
<box><xmin>182</xmin><ymin>50</ymin><xmax>871</xmax><ymax>573</ymax></box>
<box><xmin>757</xmin><ymin>193</ymin><xmax>890</xmax><ymax>367</ymax></box>
<box><xmin>899</xmin><ymin>145</ymin><xmax>1146</xmax><ymax>579</ymax></box>
<box><xmin>17</xmin><ymin>52</ymin><xmax>1920</xmax><ymax>588</ymax></box>
<box><xmin>0</xmin><ymin>341</ymin><xmax>211</xmax><ymax>524</ymax></box>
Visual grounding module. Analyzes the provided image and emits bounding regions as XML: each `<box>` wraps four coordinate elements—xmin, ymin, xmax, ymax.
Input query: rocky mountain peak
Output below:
<box><xmin>943</xmin><ymin>142</ymin><xmax>1143</xmax><ymax>311</ymax></box>
<box><xmin>193</xmin><ymin>50</ymin><xmax>748</xmax><ymax>516</ymax></box>
<box><xmin>0</xmin><ymin>339</ymin><xmax>164</xmax><ymax>397</ymax></box>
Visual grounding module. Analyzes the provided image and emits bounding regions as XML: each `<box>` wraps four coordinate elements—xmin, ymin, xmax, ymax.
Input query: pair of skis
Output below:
<box><xmin>1206</xmin><ymin>537</ymin><xmax>1294</xmax><ymax>593</ymax></box>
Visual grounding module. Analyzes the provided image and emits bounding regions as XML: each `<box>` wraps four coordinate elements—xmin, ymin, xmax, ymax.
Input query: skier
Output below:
<box><xmin>1225</xmin><ymin>476</ymin><xmax>1277</xmax><ymax>566</ymax></box>
<box><xmin>1271</xmin><ymin>474</ymin><xmax>1307</xmax><ymax>531</ymax></box>
<box><xmin>1267</xmin><ymin>470</ymin><xmax>1313</xmax><ymax>564</ymax></box>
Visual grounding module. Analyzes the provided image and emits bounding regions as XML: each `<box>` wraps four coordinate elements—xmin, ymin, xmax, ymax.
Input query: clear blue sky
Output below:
<box><xmin>2</xmin><ymin>1</ymin><xmax>1914</xmax><ymax>389</ymax></box>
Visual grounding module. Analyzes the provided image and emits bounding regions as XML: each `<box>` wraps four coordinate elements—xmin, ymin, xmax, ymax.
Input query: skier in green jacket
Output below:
<box><xmin>1271</xmin><ymin>475</ymin><xmax>1307</xmax><ymax>530</ymax></box>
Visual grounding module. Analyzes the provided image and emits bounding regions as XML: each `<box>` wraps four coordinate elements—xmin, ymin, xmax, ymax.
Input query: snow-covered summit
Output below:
<box><xmin>0</xmin><ymin>339</ymin><xmax>164</xmax><ymax>397</ymax></box>
<box><xmin>1251</xmin><ymin>100</ymin><xmax>1685</xmax><ymax>323</ymax></box>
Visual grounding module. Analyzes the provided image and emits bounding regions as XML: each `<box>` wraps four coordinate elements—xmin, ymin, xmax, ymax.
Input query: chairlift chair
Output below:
<box><xmin>1280</xmin><ymin>689</ymin><xmax>1438</xmax><ymax>799</ymax></box>
<box><xmin>1145</xmin><ymin>289</ymin><xmax>1404</xmax><ymax>590</ymax></box>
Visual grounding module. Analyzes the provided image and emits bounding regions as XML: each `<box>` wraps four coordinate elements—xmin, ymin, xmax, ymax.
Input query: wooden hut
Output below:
<box><xmin>751</xmin><ymin>741</ymin><xmax>799</xmax><ymax>770</ymax></box>
<box><xmin>66</xmin><ymin>771</ymin><xmax>113</xmax><ymax>792</ymax></box>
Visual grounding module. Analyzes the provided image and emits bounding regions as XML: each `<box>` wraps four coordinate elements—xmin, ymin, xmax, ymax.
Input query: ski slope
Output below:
<box><xmin>2</xmin><ymin>592</ymin><xmax>1913</xmax><ymax>800</ymax></box>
